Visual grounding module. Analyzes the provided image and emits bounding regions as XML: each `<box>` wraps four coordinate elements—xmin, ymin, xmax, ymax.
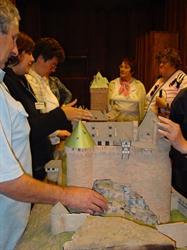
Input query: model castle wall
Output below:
<box><xmin>65</xmin><ymin>111</ymin><xmax>172</xmax><ymax>223</ymax></box>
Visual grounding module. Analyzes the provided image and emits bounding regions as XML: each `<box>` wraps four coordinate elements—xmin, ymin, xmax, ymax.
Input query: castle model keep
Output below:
<box><xmin>65</xmin><ymin>111</ymin><xmax>171</xmax><ymax>223</ymax></box>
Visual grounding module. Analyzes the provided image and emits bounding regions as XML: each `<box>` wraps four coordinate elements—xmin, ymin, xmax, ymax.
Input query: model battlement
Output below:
<box><xmin>83</xmin><ymin>110</ymin><xmax>158</xmax><ymax>149</ymax></box>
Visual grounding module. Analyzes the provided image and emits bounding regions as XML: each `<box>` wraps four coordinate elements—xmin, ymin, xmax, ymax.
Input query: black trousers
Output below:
<box><xmin>32</xmin><ymin>165</ymin><xmax>47</xmax><ymax>181</ymax></box>
<box><xmin>170</xmin><ymin>153</ymin><xmax>187</xmax><ymax>198</ymax></box>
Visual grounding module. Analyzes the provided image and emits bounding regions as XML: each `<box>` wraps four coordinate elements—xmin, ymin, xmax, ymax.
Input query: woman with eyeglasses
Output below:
<box><xmin>146</xmin><ymin>48</ymin><xmax>187</xmax><ymax>117</ymax></box>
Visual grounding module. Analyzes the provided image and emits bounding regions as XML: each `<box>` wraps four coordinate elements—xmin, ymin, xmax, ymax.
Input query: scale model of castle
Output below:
<box><xmin>65</xmin><ymin>110</ymin><xmax>172</xmax><ymax>223</ymax></box>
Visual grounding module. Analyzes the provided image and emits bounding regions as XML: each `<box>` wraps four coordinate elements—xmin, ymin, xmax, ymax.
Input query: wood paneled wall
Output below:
<box><xmin>15</xmin><ymin>0</ymin><xmax>187</xmax><ymax>107</ymax></box>
<box><xmin>164</xmin><ymin>0</ymin><xmax>187</xmax><ymax>72</ymax></box>
<box><xmin>136</xmin><ymin>32</ymin><xmax>179</xmax><ymax>92</ymax></box>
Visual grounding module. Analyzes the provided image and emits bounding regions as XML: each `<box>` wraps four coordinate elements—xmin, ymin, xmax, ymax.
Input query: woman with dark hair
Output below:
<box><xmin>26</xmin><ymin>37</ymin><xmax>68</xmax><ymax>113</ymax></box>
<box><xmin>28</xmin><ymin>37</ymin><xmax>72</xmax><ymax>106</ymax></box>
<box><xmin>146</xmin><ymin>47</ymin><xmax>187</xmax><ymax>117</ymax></box>
<box><xmin>4</xmin><ymin>32</ymin><xmax>92</xmax><ymax>180</ymax></box>
<box><xmin>107</xmin><ymin>57</ymin><xmax>146</xmax><ymax>122</ymax></box>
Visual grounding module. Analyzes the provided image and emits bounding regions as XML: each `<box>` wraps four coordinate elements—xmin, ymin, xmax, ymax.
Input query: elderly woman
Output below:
<box><xmin>107</xmin><ymin>57</ymin><xmax>146</xmax><ymax>122</ymax></box>
<box><xmin>146</xmin><ymin>48</ymin><xmax>187</xmax><ymax>117</ymax></box>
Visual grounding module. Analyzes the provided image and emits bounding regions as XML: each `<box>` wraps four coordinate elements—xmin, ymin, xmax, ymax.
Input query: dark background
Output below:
<box><xmin>15</xmin><ymin>0</ymin><xmax>187</xmax><ymax>108</ymax></box>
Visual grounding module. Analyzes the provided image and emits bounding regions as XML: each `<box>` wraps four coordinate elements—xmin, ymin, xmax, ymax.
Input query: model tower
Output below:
<box><xmin>65</xmin><ymin>121</ymin><xmax>95</xmax><ymax>188</ymax></box>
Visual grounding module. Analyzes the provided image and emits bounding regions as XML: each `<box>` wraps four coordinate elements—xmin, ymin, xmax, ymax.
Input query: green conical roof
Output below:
<box><xmin>65</xmin><ymin>121</ymin><xmax>95</xmax><ymax>149</ymax></box>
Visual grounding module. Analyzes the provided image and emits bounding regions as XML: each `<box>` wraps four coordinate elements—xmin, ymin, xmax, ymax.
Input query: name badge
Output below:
<box><xmin>35</xmin><ymin>102</ymin><xmax>45</xmax><ymax>110</ymax></box>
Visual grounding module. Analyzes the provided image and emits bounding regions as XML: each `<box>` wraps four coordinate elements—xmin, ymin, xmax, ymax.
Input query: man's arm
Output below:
<box><xmin>0</xmin><ymin>174</ymin><xmax>107</xmax><ymax>214</ymax></box>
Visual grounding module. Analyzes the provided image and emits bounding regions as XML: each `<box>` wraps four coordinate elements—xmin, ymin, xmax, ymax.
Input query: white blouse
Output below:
<box><xmin>26</xmin><ymin>69</ymin><xmax>59</xmax><ymax>113</ymax></box>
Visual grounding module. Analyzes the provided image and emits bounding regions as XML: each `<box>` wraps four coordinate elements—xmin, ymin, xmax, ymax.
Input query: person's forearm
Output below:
<box><xmin>172</xmin><ymin>136</ymin><xmax>187</xmax><ymax>154</ymax></box>
<box><xmin>180</xmin><ymin>141</ymin><xmax>187</xmax><ymax>153</ymax></box>
<box><xmin>0</xmin><ymin>174</ymin><xmax>63</xmax><ymax>204</ymax></box>
<box><xmin>0</xmin><ymin>174</ymin><xmax>108</xmax><ymax>214</ymax></box>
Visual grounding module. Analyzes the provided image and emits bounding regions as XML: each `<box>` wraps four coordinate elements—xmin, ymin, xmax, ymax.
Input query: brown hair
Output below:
<box><xmin>7</xmin><ymin>32</ymin><xmax>35</xmax><ymax>66</ymax></box>
<box><xmin>156</xmin><ymin>48</ymin><xmax>182</xmax><ymax>69</ymax></box>
<box><xmin>33</xmin><ymin>37</ymin><xmax>65</xmax><ymax>63</ymax></box>
<box><xmin>16</xmin><ymin>32</ymin><xmax>35</xmax><ymax>54</ymax></box>
<box><xmin>120</xmin><ymin>57</ymin><xmax>136</xmax><ymax>76</ymax></box>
